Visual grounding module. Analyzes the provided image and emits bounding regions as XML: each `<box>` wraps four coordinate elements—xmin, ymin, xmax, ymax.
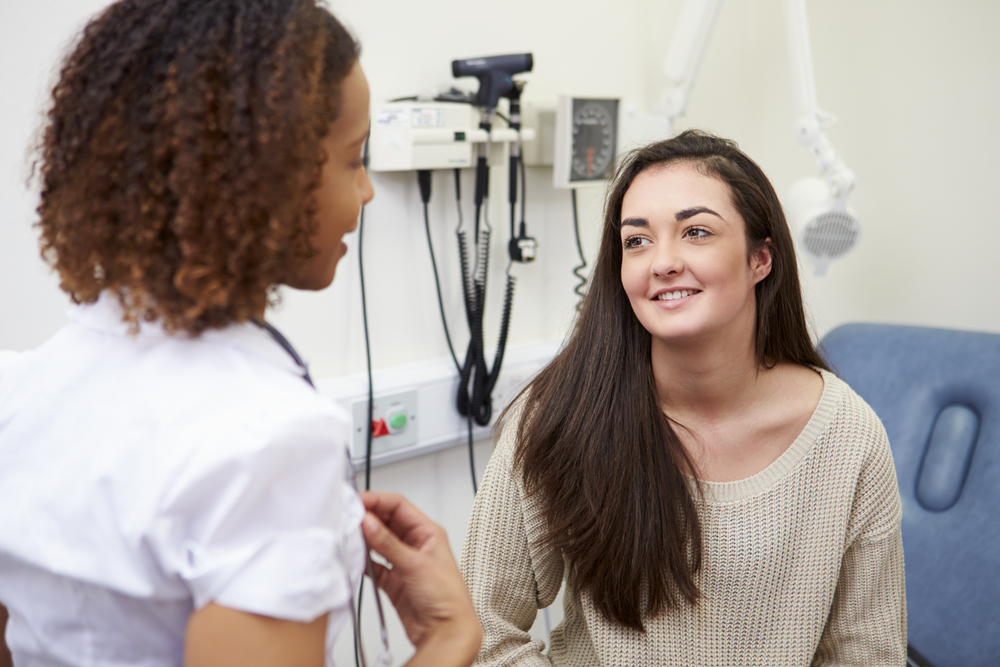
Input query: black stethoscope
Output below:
<box><xmin>253</xmin><ymin>318</ymin><xmax>392</xmax><ymax>667</ymax></box>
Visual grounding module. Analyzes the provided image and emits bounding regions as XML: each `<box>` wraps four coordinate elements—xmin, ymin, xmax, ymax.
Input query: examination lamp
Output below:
<box><xmin>659</xmin><ymin>0</ymin><xmax>860</xmax><ymax>275</ymax></box>
<box><xmin>781</xmin><ymin>0</ymin><xmax>860</xmax><ymax>275</ymax></box>
<box><xmin>784</xmin><ymin>176</ymin><xmax>859</xmax><ymax>276</ymax></box>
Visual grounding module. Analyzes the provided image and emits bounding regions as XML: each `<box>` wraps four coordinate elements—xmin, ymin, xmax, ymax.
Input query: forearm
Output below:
<box><xmin>461</xmin><ymin>449</ymin><xmax>559</xmax><ymax>665</ymax></box>
<box><xmin>403</xmin><ymin>620</ymin><xmax>482</xmax><ymax>667</ymax></box>
<box><xmin>184</xmin><ymin>604</ymin><xmax>326</xmax><ymax>667</ymax></box>
<box><xmin>814</xmin><ymin>530</ymin><xmax>906</xmax><ymax>665</ymax></box>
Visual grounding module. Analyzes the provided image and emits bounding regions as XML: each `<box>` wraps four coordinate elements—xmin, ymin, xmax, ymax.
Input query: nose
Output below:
<box><xmin>359</xmin><ymin>166</ymin><xmax>374</xmax><ymax>205</ymax></box>
<box><xmin>650</xmin><ymin>238</ymin><xmax>683</xmax><ymax>277</ymax></box>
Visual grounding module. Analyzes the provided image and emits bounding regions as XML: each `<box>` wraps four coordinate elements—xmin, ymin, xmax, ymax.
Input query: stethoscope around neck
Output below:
<box><xmin>253</xmin><ymin>318</ymin><xmax>392</xmax><ymax>667</ymax></box>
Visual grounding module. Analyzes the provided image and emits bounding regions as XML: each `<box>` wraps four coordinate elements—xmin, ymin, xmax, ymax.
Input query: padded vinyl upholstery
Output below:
<box><xmin>821</xmin><ymin>323</ymin><xmax>1000</xmax><ymax>667</ymax></box>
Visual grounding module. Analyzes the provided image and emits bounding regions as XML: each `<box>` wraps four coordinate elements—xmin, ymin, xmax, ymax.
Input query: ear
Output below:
<box><xmin>751</xmin><ymin>237</ymin><xmax>773</xmax><ymax>284</ymax></box>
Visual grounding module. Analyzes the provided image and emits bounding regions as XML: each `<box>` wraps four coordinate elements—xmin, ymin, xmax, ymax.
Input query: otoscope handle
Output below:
<box><xmin>508</xmin><ymin>94</ymin><xmax>521</xmax><ymax>207</ymax></box>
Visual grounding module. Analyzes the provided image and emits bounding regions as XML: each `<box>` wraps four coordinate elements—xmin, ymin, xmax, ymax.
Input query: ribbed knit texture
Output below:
<box><xmin>461</xmin><ymin>370</ymin><xmax>906</xmax><ymax>666</ymax></box>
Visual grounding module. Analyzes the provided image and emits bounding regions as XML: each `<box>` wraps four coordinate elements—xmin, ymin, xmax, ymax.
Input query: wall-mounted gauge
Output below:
<box><xmin>553</xmin><ymin>96</ymin><xmax>620</xmax><ymax>189</ymax></box>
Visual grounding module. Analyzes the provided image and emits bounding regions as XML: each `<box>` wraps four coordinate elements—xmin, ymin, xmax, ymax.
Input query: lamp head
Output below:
<box><xmin>785</xmin><ymin>176</ymin><xmax>861</xmax><ymax>276</ymax></box>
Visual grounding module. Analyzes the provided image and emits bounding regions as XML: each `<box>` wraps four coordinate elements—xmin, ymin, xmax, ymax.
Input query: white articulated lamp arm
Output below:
<box><xmin>783</xmin><ymin>0</ymin><xmax>855</xmax><ymax>200</ymax></box>
<box><xmin>659</xmin><ymin>0</ymin><xmax>724</xmax><ymax>136</ymax></box>
<box><xmin>655</xmin><ymin>0</ymin><xmax>861</xmax><ymax>275</ymax></box>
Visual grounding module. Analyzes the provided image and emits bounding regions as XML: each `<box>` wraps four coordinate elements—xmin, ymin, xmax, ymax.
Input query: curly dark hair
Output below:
<box><xmin>34</xmin><ymin>0</ymin><xmax>360</xmax><ymax>333</ymax></box>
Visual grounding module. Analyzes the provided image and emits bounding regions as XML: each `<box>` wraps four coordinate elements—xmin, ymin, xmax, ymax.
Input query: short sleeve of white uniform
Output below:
<box><xmin>147</xmin><ymin>404</ymin><xmax>365</xmax><ymax>622</ymax></box>
<box><xmin>0</xmin><ymin>350</ymin><xmax>21</xmax><ymax>373</ymax></box>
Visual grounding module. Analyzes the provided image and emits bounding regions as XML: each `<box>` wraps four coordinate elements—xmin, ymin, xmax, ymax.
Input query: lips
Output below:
<box><xmin>653</xmin><ymin>289</ymin><xmax>701</xmax><ymax>301</ymax></box>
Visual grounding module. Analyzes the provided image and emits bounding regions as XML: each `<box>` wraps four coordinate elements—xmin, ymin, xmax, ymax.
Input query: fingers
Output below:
<box><xmin>368</xmin><ymin>559</ymin><xmax>389</xmax><ymax>585</ymax></box>
<box><xmin>360</xmin><ymin>491</ymin><xmax>440</xmax><ymax>547</ymax></box>
<box><xmin>361</xmin><ymin>511</ymin><xmax>417</xmax><ymax>571</ymax></box>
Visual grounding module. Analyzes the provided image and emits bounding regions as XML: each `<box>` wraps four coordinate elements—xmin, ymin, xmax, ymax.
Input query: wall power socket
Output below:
<box><xmin>350</xmin><ymin>389</ymin><xmax>418</xmax><ymax>460</ymax></box>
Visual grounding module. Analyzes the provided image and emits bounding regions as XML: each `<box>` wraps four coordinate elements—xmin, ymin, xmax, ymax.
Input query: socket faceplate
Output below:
<box><xmin>351</xmin><ymin>390</ymin><xmax>418</xmax><ymax>460</ymax></box>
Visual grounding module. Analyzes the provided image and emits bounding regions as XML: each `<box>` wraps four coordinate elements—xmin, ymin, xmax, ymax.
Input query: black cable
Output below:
<box><xmin>418</xmin><ymin>172</ymin><xmax>461</xmax><ymax>374</ymax></box>
<box><xmin>359</xmin><ymin>143</ymin><xmax>374</xmax><ymax>492</ymax></box>
<box><xmin>455</xmin><ymin>105</ymin><xmax>523</xmax><ymax>485</ymax></box>
<box><xmin>509</xmin><ymin>165</ymin><xmax>517</xmax><ymax>240</ymax></box>
<box><xmin>456</xmin><ymin>102</ymin><xmax>524</xmax><ymax>431</ymax></box>
<box><xmin>420</xmin><ymin>169</ymin><xmax>479</xmax><ymax>493</ymax></box>
<box><xmin>456</xmin><ymin>236</ymin><xmax>474</xmax><ymax>321</ymax></box>
<box><xmin>355</xmin><ymin>139</ymin><xmax>374</xmax><ymax>667</ymax></box>
<box><xmin>571</xmin><ymin>189</ymin><xmax>588</xmax><ymax>302</ymax></box>
<box><xmin>467</xmin><ymin>412</ymin><xmax>478</xmax><ymax>494</ymax></box>
<box><xmin>520</xmin><ymin>154</ymin><xmax>527</xmax><ymax>229</ymax></box>
<box><xmin>507</xmin><ymin>87</ymin><xmax>522</xmax><ymax>242</ymax></box>
<box><xmin>456</xmin><ymin>241</ymin><xmax>486</xmax><ymax>422</ymax></box>
<box><xmin>488</xmin><ymin>274</ymin><xmax>516</xmax><ymax>392</ymax></box>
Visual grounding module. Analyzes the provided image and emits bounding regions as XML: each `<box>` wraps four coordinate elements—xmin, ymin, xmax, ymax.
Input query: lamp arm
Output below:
<box><xmin>658</xmin><ymin>0</ymin><xmax>725</xmax><ymax>135</ymax></box>
<box><xmin>783</xmin><ymin>0</ymin><xmax>855</xmax><ymax>200</ymax></box>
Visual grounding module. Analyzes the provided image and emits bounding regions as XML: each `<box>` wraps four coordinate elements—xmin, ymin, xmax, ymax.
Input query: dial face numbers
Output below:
<box><xmin>570</xmin><ymin>99</ymin><xmax>618</xmax><ymax>182</ymax></box>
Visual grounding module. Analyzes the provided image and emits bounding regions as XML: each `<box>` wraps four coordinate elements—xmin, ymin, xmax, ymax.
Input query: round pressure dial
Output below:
<box><xmin>570</xmin><ymin>99</ymin><xmax>618</xmax><ymax>182</ymax></box>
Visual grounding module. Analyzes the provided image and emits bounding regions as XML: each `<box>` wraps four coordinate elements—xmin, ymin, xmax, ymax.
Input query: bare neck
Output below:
<box><xmin>651</xmin><ymin>330</ymin><xmax>762</xmax><ymax>422</ymax></box>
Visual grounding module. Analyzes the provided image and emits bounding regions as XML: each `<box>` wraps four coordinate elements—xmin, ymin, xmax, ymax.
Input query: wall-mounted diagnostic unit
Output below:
<box><xmin>359</xmin><ymin>53</ymin><xmax>538</xmax><ymax>493</ymax></box>
<box><xmin>368</xmin><ymin>101</ymin><xmax>535</xmax><ymax>172</ymax></box>
<box><xmin>553</xmin><ymin>96</ymin><xmax>620</xmax><ymax>188</ymax></box>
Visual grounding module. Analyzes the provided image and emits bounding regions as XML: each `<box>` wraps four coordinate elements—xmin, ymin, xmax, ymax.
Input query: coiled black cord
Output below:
<box><xmin>571</xmin><ymin>189</ymin><xmax>588</xmax><ymax>303</ymax></box>
<box><xmin>457</xmin><ymin>225</ymin><xmax>491</xmax><ymax>425</ymax></box>
<box><xmin>420</xmin><ymin>170</ymin><xmax>481</xmax><ymax>493</ymax></box>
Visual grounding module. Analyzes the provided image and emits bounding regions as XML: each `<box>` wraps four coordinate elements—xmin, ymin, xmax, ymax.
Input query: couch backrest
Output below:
<box><xmin>821</xmin><ymin>323</ymin><xmax>1000</xmax><ymax>667</ymax></box>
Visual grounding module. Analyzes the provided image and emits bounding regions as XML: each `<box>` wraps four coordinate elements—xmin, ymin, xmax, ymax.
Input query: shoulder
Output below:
<box><xmin>821</xmin><ymin>370</ymin><xmax>890</xmax><ymax>455</ymax></box>
<box><xmin>492</xmin><ymin>393</ymin><xmax>529</xmax><ymax>466</ymax></box>
<box><xmin>818</xmin><ymin>370</ymin><xmax>902</xmax><ymax>541</ymax></box>
<box><xmin>16</xmin><ymin>306</ymin><xmax>352</xmax><ymax>491</ymax></box>
<box><xmin>0</xmin><ymin>349</ymin><xmax>28</xmax><ymax>394</ymax></box>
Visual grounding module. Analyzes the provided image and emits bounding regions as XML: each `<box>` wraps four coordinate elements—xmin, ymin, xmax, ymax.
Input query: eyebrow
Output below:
<box><xmin>620</xmin><ymin>206</ymin><xmax>723</xmax><ymax>229</ymax></box>
<box><xmin>677</xmin><ymin>206</ymin><xmax>722</xmax><ymax>221</ymax></box>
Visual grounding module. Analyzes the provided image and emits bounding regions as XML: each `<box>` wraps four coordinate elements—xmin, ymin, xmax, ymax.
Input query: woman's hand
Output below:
<box><xmin>359</xmin><ymin>491</ymin><xmax>481</xmax><ymax>667</ymax></box>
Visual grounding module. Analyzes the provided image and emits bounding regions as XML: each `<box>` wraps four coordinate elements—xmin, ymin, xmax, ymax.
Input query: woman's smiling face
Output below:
<box><xmin>619</xmin><ymin>161</ymin><xmax>772</xmax><ymax>348</ymax></box>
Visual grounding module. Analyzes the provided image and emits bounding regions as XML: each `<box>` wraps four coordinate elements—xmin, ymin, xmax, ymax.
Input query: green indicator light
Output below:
<box><xmin>389</xmin><ymin>413</ymin><xmax>408</xmax><ymax>430</ymax></box>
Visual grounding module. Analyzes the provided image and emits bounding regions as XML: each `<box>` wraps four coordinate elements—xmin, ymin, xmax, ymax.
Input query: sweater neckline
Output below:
<box><xmin>692</xmin><ymin>369</ymin><xmax>843</xmax><ymax>504</ymax></box>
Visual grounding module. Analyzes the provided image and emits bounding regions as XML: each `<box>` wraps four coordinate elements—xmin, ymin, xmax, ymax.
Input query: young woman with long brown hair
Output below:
<box><xmin>462</xmin><ymin>131</ymin><xmax>906</xmax><ymax>665</ymax></box>
<box><xmin>0</xmin><ymin>2</ymin><xmax>478</xmax><ymax>665</ymax></box>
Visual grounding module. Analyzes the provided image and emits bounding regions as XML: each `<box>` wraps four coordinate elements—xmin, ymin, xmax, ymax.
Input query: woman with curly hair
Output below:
<box><xmin>462</xmin><ymin>131</ymin><xmax>906</xmax><ymax>665</ymax></box>
<box><xmin>0</xmin><ymin>1</ymin><xmax>478</xmax><ymax>665</ymax></box>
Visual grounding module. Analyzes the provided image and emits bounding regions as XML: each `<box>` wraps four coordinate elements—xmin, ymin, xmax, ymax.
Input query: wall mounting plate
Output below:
<box><xmin>368</xmin><ymin>101</ymin><xmax>535</xmax><ymax>172</ymax></box>
<box><xmin>369</xmin><ymin>102</ymin><xmax>478</xmax><ymax>171</ymax></box>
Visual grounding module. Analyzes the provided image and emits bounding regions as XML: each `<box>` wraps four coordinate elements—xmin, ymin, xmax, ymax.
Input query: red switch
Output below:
<box><xmin>371</xmin><ymin>418</ymin><xmax>390</xmax><ymax>438</ymax></box>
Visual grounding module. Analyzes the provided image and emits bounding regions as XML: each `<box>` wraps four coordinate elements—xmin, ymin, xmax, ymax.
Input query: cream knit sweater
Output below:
<box><xmin>461</xmin><ymin>370</ymin><xmax>906</xmax><ymax>666</ymax></box>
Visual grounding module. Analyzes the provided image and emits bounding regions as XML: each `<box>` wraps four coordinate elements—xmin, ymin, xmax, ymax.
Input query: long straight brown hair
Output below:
<box><xmin>506</xmin><ymin>130</ymin><xmax>829</xmax><ymax>631</ymax></box>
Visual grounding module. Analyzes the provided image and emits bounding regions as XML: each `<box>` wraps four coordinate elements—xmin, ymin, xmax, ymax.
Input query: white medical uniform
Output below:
<box><xmin>0</xmin><ymin>293</ymin><xmax>365</xmax><ymax>666</ymax></box>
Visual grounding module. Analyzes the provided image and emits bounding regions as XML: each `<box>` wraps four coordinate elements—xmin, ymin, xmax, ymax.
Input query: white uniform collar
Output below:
<box><xmin>68</xmin><ymin>292</ymin><xmax>310</xmax><ymax>382</ymax></box>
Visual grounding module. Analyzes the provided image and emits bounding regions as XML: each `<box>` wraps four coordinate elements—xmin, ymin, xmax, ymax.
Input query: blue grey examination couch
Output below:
<box><xmin>821</xmin><ymin>323</ymin><xmax>1000</xmax><ymax>667</ymax></box>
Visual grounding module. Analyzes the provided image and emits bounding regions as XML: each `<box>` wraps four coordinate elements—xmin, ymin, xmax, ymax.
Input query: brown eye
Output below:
<box><xmin>684</xmin><ymin>227</ymin><xmax>711</xmax><ymax>239</ymax></box>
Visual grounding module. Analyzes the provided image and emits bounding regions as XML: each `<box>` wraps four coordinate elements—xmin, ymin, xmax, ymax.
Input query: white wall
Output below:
<box><xmin>2</xmin><ymin>0</ymin><xmax>999</xmax><ymax>663</ymax></box>
<box><xmin>667</xmin><ymin>0</ymin><xmax>1000</xmax><ymax>336</ymax></box>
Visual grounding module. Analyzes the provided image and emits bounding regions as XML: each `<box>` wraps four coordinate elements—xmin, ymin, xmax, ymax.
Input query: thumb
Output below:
<box><xmin>361</xmin><ymin>512</ymin><xmax>415</xmax><ymax>569</ymax></box>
